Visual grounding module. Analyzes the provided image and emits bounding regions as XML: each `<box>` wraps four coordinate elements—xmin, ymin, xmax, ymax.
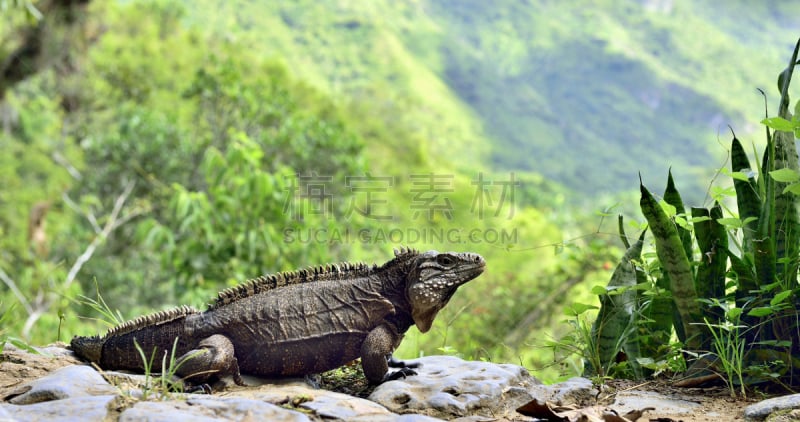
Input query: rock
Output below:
<box><xmin>119</xmin><ymin>397</ymin><xmax>311</xmax><ymax>422</ymax></box>
<box><xmin>368</xmin><ymin>355</ymin><xmax>540</xmax><ymax>419</ymax></box>
<box><xmin>0</xmin><ymin>343</ymin><xmax>82</xmax><ymax>400</ymax></box>
<box><xmin>766</xmin><ymin>409</ymin><xmax>800</xmax><ymax>422</ymax></box>
<box><xmin>0</xmin><ymin>405</ymin><xmax>13</xmax><ymax>420</ymax></box>
<box><xmin>612</xmin><ymin>390</ymin><xmax>701</xmax><ymax>416</ymax></box>
<box><xmin>745</xmin><ymin>393</ymin><xmax>800</xmax><ymax>421</ymax></box>
<box><xmin>0</xmin><ymin>394</ymin><xmax>116</xmax><ymax>421</ymax></box>
<box><xmin>236</xmin><ymin>382</ymin><xmax>444</xmax><ymax>421</ymax></box>
<box><xmin>531</xmin><ymin>376</ymin><xmax>598</xmax><ymax>406</ymax></box>
<box><xmin>4</xmin><ymin>364</ymin><xmax>117</xmax><ymax>404</ymax></box>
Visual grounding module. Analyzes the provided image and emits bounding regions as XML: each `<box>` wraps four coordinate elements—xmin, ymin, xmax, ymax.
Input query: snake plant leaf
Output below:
<box><xmin>755</xmin><ymin>137</ymin><xmax>777</xmax><ymax>289</ymax></box>
<box><xmin>640</xmin><ymin>181</ymin><xmax>703</xmax><ymax>351</ymax></box>
<box><xmin>692</xmin><ymin>204</ymin><xmax>728</xmax><ymax>329</ymax></box>
<box><xmin>768</xmin><ymin>37</ymin><xmax>800</xmax><ymax>285</ymax></box>
<box><xmin>771</xmin><ymin>133</ymin><xmax>800</xmax><ymax>284</ymax></box>
<box><xmin>618</xmin><ymin>214</ymin><xmax>630</xmax><ymax>249</ymax></box>
<box><xmin>771</xmin><ymin>139</ymin><xmax>800</xmax><ymax>286</ymax></box>
<box><xmin>591</xmin><ymin>230</ymin><xmax>645</xmax><ymax>379</ymax></box>
<box><xmin>661</xmin><ymin>170</ymin><xmax>694</xmax><ymax>345</ymax></box>
<box><xmin>641</xmin><ymin>264</ymin><xmax>674</xmax><ymax>359</ymax></box>
<box><xmin>664</xmin><ymin>169</ymin><xmax>693</xmax><ymax>259</ymax></box>
<box><xmin>777</xmin><ymin>38</ymin><xmax>800</xmax><ymax>116</ymax></box>
<box><xmin>731</xmin><ymin>135</ymin><xmax>760</xmax><ymax>252</ymax></box>
<box><xmin>724</xmin><ymin>247</ymin><xmax>758</xmax><ymax>309</ymax></box>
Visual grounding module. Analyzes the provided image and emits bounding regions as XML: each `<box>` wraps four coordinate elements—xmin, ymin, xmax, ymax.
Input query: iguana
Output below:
<box><xmin>70</xmin><ymin>248</ymin><xmax>485</xmax><ymax>385</ymax></box>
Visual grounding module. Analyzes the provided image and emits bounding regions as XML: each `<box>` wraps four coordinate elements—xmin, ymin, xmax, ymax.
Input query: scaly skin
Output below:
<box><xmin>70</xmin><ymin>248</ymin><xmax>485</xmax><ymax>385</ymax></box>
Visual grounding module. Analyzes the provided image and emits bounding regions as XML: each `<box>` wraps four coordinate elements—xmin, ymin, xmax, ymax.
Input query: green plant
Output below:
<box><xmin>76</xmin><ymin>282</ymin><xmax>126</xmax><ymax>328</ymax></box>
<box><xmin>585</xmin><ymin>37</ymin><xmax>800</xmax><ymax>390</ymax></box>
<box><xmin>548</xmin><ymin>311</ymin><xmax>606</xmax><ymax>384</ymax></box>
<box><xmin>0</xmin><ymin>303</ymin><xmax>38</xmax><ymax>355</ymax></box>
<box><xmin>586</xmin><ymin>230</ymin><xmax>645</xmax><ymax>379</ymax></box>
<box><xmin>703</xmin><ymin>304</ymin><xmax>746</xmax><ymax>398</ymax></box>
<box><xmin>132</xmin><ymin>337</ymin><xmax>205</xmax><ymax>400</ymax></box>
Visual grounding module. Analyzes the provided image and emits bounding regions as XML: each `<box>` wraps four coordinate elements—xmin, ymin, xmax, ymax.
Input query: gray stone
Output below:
<box><xmin>5</xmin><ymin>365</ymin><xmax>116</xmax><ymax>404</ymax></box>
<box><xmin>612</xmin><ymin>390</ymin><xmax>702</xmax><ymax>415</ymax></box>
<box><xmin>0</xmin><ymin>394</ymin><xmax>115</xmax><ymax>422</ymax></box>
<box><xmin>746</xmin><ymin>394</ymin><xmax>800</xmax><ymax>421</ymax></box>
<box><xmin>242</xmin><ymin>383</ymin><xmax>400</xmax><ymax>420</ymax></box>
<box><xmin>119</xmin><ymin>397</ymin><xmax>311</xmax><ymax>422</ymax></box>
<box><xmin>35</xmin><ymin>344</ymin><xmax>78</xmax><ymax>358</ymax></box>
<box><xmin>530</xmin><ymin>376</ymin><xmax>598</xmax><ymax>406</ymax></box>
<box><xmin>368</xmin><ymin>355</ymin><xmax>541</xmax><ymax>419</ymax></box>
<box><xmin>0</xmin><ymin>405</ymin><xmax>13</xmax><ymax>421</ymax></box>
<box><xmin>766</xmin><ymin>409</ymin><xmax>800</xmax><ymax>422</ymax></box>
<box><xmin>345</xmin><ymin>412</ymin><xmax>446</xmax><ymax>422</ymax></box>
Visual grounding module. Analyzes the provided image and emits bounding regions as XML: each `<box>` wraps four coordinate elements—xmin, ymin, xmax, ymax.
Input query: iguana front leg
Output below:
<box><xmin>361</xmin><ymin>323</ymin><xmax>416</xmax><ymax>384</ymax></box>
<box><xmin>175</xmin><ymin>334</ymin><xmax>245</xmax><ymax>387</ymax></box>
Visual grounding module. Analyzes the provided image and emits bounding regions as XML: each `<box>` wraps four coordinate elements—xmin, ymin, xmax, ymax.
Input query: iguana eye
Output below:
<box><xmin>436</xmin><ymin>255</ymin><xmax>455</xmax><ymax>267</ymax></box>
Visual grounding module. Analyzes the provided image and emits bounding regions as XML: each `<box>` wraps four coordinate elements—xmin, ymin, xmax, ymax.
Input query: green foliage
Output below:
<box><xmin>76</xmin><ymin>283</ymin><xmax>125</xmax><ymax>328</ymax></box>
<box><xmin>0</xmin><ymin>0</ymin><xmax>578</xmax><ymax>387</ymax></box>
<box><xmin>0</xmin><ymin>303</ymin><xmax>38</xmax><ymax>355</ymax></box>
<box><xmin>588</xmin><ymin>231</ymin><xmax>644</xmax><ymax>379</ymax></box>
<box><xmin>704</xmin><ymin>313</ymin><xmax>746</xmax><ymax>398</ymax></box>
<box><xmin>12</xmin><ymin>0</ymin><xmax>768</xmax><ymax>388</ymax></box>
<box><xmin>548</xmin><ymin>313</ymin><xmax>610</xmax><ymax>385</ymax></box>
<box><xmin>582</xmin><ymin>39</ymin><xmax>800</xmax><ymax>390</ymax></box>
<box><xmin>0</xmin><ymin>0</ymin><xmax>43</xmax><ymax>21</ymax></box>
<box><xmin>639</xmin><ymin>181</ymin><xmax>704</xmax><ymax>350</ymax></box>
<box><xmin>133</xmin><ymin>337</ymin><xmax>196</xmax><ymax>399</ymax></box>
<box><xmin>422</xmin><ymin>0</ymin><xmax>799</xmax><ymax>199</ymax></box>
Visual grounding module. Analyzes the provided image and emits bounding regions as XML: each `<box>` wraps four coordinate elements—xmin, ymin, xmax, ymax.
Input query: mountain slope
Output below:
<box><xmin>428</xmin><ymin>0</ymin><xmax>800</xmax><ymax>199</ymax></box>
<box><xmin>185</xmin><ymin>0</ymin><xmax>490</xmax><ymax>175</ymax></box>
<box><xmin>185</xmin><ymin>0</ymin><xmax>800</xmax><ymax>201</ymax></box>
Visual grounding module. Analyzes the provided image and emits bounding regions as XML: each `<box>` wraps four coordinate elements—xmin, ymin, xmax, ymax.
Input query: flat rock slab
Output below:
<box><xmin>235</xmin><ymin>383</ymin><xmax>444</xmax><ymax>421</ymax></box>
<box><xmin>612</xmin><ymin>390</ymin><xmax>704</xmax><ymax>416</ymax></box>
<box><xmin>745</xmin><ymin>393</ymin><xmax>800</xmax><ymax>421</ymax></box>
<box><xmin>1</xmin><ymin>394</ymin><xmax>117</xmax><ymax>422</ymax></box>
<box><xmin>530</xmin><ymin>376</ymin><xmax>598</xmax><ymax>406</ymax></box>
<box><xmin>119</xmin><ymin>397</ymin><xmax>312</xmax><ymax>422</ymax></box>
<box><xmin>4</xmin><ymin>364</ymin><xmax>117</xmax><ymax>404</ymax></box>
<box><xmin>368</xmin><ymin>355</ymin><xmax>541</xmax><ymax>419</ymax></box>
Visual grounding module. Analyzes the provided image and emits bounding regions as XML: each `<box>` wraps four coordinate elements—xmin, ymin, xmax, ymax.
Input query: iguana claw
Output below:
<box><xmin>383</xmin><ymin>367</ymin><xmax>417</xmax><ymax>382</ymax></box>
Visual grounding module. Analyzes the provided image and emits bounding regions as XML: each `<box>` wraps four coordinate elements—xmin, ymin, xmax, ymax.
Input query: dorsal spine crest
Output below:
<box><xmin>209</xmin><ymin>248</ymin><xmax>420</xmax><ymax>309</ymax></box>
<box><xmin>105</xmin><ymin>305</ymin><xmax>199</xmax><ymax>338</ymax></box>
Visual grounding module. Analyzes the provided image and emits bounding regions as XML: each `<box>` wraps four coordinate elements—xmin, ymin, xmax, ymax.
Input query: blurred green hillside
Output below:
<box><xmin>183</xmin><ymin>0</ymin><xmax>799</xmax><ymax>201</ymax></box>
<box><xmin>1</xmin><ymin>0</ymin><xmax>796</xmax><ymax>383</ymax></box>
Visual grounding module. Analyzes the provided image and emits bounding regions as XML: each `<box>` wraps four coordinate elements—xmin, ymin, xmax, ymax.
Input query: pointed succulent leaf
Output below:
<box><xmin>591</xmin><ymin>231</ymin><xmax>644</xmax><ymax>379</ymax></box>
<box><xmin>618</xmin><ymin>214</ymin><xmax>630</xmax><ymax>249</ymax></box>
<box><xmin>663</xmin><ymin>169</ymin><xmax>693</xmax><ymax>260</ymax></box>
<box><xmin>640</xmin><ymin>182</ymin><xmax>703</xmax><ymax>351</ymax></box>
<box><xmin>692</xmin><ymin>205</ymin><xmax>728</xmax><ymax>330</ymax></box>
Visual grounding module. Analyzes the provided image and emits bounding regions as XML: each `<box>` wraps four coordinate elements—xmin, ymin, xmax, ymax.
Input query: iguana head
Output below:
<box><xmin>405</xmin><ymin>250</ymin><xmax>485</xmax><ymax>333</ymax></box>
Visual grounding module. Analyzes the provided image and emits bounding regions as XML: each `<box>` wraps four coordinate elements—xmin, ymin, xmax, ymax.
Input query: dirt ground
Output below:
<box><xmin>600</xmin><ymin>379</ymin><xmax>757</xmax><ymax>421</ymax></box>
